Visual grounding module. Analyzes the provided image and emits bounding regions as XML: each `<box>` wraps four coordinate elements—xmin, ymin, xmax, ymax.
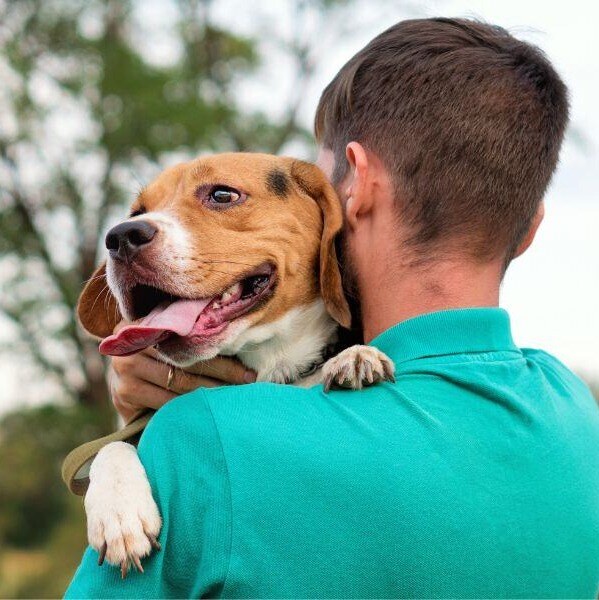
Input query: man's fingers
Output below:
<box><xmin>164</xmin><ymin>368</ymin><xmax>222</xmax><ymax>394</ymax></box>
<box><xmin>116</xmin><ymin>352</ymin><xmax>223</xmax><ymax>393</ymax></box>
<box><xmin>184</xmin><ymin>356</ymin><xmax>256</xmax><ymax>384</ymax></box>
<box><xmin>110</xmin><ymin>351</ymin><xmax>221</xmax><ymax>420</ymax></box>
<box><xmin>139</xmin><ymin>345</ymin><xmax>163</xmax><ymax>361</ymax></box>
<box><xmin>111</xmin><ymin>331</ymin><xmax>254</xmax><ymax>384</ymax></box>
<box><xmin>112</xmin><ymin>374</ymin><xmax>176</xmax><ymax>415</ymax></box>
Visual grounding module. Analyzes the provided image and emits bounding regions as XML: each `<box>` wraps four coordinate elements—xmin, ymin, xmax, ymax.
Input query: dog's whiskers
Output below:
<box><xmin>89</xmin><ymin>283</ymin><xmax>110</xmax><ymax>315</ymax></box>
<box><xmin>84</xmin><ymin>273</ymin><xmax>108</xmax><ymax>284</ymax></box>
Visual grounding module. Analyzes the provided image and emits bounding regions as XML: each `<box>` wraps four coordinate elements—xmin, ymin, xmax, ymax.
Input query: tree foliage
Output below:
<box><xmin>0</xmin><ymin>403</ymin><xmax>110</xmax><ymax>548</ymax></box>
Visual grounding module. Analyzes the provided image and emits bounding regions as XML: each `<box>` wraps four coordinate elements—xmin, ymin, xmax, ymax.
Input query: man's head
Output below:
<box><xmin>315</xmin><ymin>18</ymin><xmax>569</xmax><ymax>271</ymax></box>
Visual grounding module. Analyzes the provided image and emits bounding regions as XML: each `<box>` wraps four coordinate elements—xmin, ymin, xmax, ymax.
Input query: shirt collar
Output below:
<box><xmin>369</xmin><ymin>307</ymin><xmax>520</xmax><ymax>365</ymax></box>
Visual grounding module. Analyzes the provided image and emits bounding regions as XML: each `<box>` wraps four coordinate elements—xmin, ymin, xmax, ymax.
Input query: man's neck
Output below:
<box><xmin>359</xmin><ymin>258</ymin><xmax>502</xmax><ymax>343</ymax></box>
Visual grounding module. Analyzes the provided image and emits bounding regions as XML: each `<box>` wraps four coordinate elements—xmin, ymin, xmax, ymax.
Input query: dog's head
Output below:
<box><xmin>77</xmin><ymin>153</ymin><xmax>350</xmax><ymax>367</ymax></box>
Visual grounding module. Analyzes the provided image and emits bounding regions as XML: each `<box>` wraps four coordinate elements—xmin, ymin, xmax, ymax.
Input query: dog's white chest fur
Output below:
<box><xmin>220</xmin><ymin>299</ymin><xmax>339</xmax><ymax>383</ymax></box>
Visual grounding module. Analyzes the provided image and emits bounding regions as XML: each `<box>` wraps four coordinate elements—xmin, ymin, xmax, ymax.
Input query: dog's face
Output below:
<box><xmin>78</xmin><ymin>153</ymin><xmax>350</xmax><ymax>366</ymax></box>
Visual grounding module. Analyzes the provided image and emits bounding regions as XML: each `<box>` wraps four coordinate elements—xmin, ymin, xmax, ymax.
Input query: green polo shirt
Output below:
<box><xmin>66</xmin><ymin>308</ymin><xmax>599</xmax><ymax>598</ymax></box>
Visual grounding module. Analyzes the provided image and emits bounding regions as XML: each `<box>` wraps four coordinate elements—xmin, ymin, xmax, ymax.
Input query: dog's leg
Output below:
<box><xmin>85</xmin><ymin>441</ymin><xmax>161</xmax><ymax>577</ymax></box>
<box><xmin>322</xmin><ymin>345</ymin><xmax>395</xmax><ymax>392</ymax></box>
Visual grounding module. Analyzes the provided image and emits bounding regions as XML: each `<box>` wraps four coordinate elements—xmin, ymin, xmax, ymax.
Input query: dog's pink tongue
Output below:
<box><xmin>99</xmin><ymin>298</ymin><xmax>212</xmax><ymax>356</ymax></box>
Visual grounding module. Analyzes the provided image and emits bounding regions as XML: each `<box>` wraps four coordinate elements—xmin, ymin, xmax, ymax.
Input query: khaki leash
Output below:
<box><xmin>61</xmin><ymin>410</ymin><xmax>153</xmax><ymax>496</ymax></box>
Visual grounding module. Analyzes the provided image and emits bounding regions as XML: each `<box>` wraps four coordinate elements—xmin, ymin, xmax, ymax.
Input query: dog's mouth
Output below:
<box><xmin>99</xmin><ymin>263</ymin><xmax>276</xmax><ymax>356</ymax></box>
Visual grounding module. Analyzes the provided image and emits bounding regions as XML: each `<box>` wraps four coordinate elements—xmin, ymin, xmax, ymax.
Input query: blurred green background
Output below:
<box><xmin>0</xmin><ymin>0</ymin><xmax>596</xmax><ymax>597</ymax></box>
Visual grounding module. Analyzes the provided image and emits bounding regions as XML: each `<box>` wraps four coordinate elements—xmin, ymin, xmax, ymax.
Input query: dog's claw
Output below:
<box><xmin>99</xmin><ymin>536</ymin><xmax>153</xmax><ymax>576</ymax></box>
<box><xmin>321</xmin><ymin>345</ymin><xmax>395</xmax><ymax>391</ymax></box>
<box><xmin>323</xmin><ymin>374</ymin><xmax>334</xmax><ymax>393</ymax></box>
<box><xmin>382</xmin><ymin>360</ymin><xmax>395</xmax><ymax>382</ymax></box>
<box><xmin>148</xmin><ymin>534</ymin><xmax>161</xmax><ymax>551</ymax></box>
<box><xmin>132</xmin><ymin>554</ymin><xmax>144</xmax><ymax>573</ymax></box>
<box><xmin>337</xmin><ymin>363</ymin><xmax>351</xmax><ymax>387</ymax></box>
<box><xmin>98</xmin><ymin>542</ymin><xmax>107</xmax><ymax>566</ymax></box>
<box><xmin>363</xmin><ymin>360</ymin><xmax>374</xmax><ymax>384</ymax></box>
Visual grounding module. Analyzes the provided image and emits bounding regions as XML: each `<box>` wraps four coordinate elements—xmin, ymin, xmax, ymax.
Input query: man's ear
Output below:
<box><xmin>290</xmin><ymin>159</ymin><xmax>352</xmax><ymax>329</ymax></box>
<box><xmin>77</xmin><ymin>262</ymin><xmax>121</xmax><ymax>339</ymax></box>
<box><xmin>344</xmin><ymin>142</ymin><xmax>373</xmax><ymax>230</ymax></box>
<box><xmin>513</xmin><ymin>203</ymin><xmax>545</xmax><ymax>259</ymax></box>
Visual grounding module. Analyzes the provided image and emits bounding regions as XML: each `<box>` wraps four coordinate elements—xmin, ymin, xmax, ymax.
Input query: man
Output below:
<box><xmin>66</xmin><ymin>18</ymin><xmax>599</xmax><ymax>598</ymax></box>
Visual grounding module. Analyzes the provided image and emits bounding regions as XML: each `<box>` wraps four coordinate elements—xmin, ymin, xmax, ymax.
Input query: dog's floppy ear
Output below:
<box><xmin>290</xmin><ymin>160</ymin><xmax>351</xmax><ymax>329</ymax></box>
<box><xmin>77</xmin><ymin>262</ymin><xmax>121</xmax><ymax>339</ymax></box>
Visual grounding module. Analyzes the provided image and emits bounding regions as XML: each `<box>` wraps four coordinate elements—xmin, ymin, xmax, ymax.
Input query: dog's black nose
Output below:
<box><xmin>105</xmin><ymin>220</ymin><xmax>157</xmax><ymax>261</ymax></box>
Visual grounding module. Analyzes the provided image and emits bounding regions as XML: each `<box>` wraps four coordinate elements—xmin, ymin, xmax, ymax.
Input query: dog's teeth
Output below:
<box><xmin>221</xmin><ymin>282</ymin><xmax>241</xmax><ymax>303</ymax></box>
<box><xmin>212</xmin><ymin>301</ymin><xmax>221</xmax><ymax>309</ymax></box>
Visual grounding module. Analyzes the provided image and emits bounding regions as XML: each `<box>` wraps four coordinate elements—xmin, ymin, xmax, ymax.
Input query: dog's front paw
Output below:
<box><xmin>258</xmin><ymin>362</ymin><xmax>299</xmax><ymax>384</ymax></box>
<box><xmin>85</xmin><ymin>442</ymin><xmax>162</xmax><ymax>578</ymax></box>
<box><xmin>322</xmin><ymin>345</ymin><xmax>395</xmax><ymax>392</ymax></box>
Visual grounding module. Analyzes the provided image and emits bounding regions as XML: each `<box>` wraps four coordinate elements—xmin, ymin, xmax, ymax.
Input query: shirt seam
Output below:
<box><xmin>201</xmin><ymin>392</ymin><xmax>234</xmax><ymax>598</ymax></box>
<box><xmin>393</xmin><ymin>352</ymin><xmax>524</xmax><ymax>370</ymax></box>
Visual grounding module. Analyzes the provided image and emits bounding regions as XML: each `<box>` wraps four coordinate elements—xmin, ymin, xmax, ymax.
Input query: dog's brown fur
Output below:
<box><xmin>78</xmin><ymin>154</ymin><xmax>351</xmax><ymax>347</ymax></box>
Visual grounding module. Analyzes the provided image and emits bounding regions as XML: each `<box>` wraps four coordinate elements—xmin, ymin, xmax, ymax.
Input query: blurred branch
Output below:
<box><xmin>0</xmin><ymin>144</ymin><xmax>88</xmax><ymax>376</ymax></box>
<box><xmin>272</xmin><ymin>2</ymin><xmax>316</xmax><ymax>153</ymax></box>
<box><xmin>269</xmin><ymin>51</ymin><xmax>314</xmax><ymax>154</ymax></box>
<box><xmin>0</xmin><ymin>144</ymin><xmax>77</xmax><ymax>309</ymax></box>
<box><xmin>0</xmin><ymin>303</ymin><xmax>78</xmax><ymax>399</ymax></box>
<box><xmin>90</xmin><ymin>163</ymin><xmax>114</xmax><ymax>273</ymax></box>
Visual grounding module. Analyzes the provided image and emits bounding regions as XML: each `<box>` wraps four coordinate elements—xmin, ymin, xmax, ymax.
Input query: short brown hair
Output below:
<box><xmin>315</xmin><ymin>18</ymin><xmax>569</xmax><ymax>263</ymax></box>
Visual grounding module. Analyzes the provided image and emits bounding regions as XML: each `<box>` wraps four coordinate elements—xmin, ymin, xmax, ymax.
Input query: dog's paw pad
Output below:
<box><xmin>322</xmin><ymin>345</ymin><xmax>395</xmax><ymax>392</ymax></box>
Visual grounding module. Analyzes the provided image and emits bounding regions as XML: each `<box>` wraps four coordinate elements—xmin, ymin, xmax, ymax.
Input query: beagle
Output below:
<box><xmin>76</xmin><ymin>153</ymin><xmax>394</xmax><ymax>574</ymax></box>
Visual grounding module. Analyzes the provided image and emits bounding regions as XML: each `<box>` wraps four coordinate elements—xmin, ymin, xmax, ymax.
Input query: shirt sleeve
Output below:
<box><xmin>64</xmin><ymin>391</ymin><xmax>231</xmax><ymax>599</ymax></box>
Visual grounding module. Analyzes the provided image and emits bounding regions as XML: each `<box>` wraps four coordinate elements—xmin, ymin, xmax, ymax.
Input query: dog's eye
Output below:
<box><xmin>209</xmin><ymin>187</ymin><xmax>240</xmax><ymax>204</ymax></box>
<box><xmin>196</xmin><ymin>184</ymin><xmax>246</xmax><ymax>209</ymax></box>
<box><xmin>129</xmin><ymin>207</ymin><xmax>146</xmax><ymax>218</ymax></box>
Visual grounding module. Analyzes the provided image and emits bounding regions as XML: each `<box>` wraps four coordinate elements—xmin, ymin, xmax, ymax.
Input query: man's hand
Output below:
<box><xmin>109</xmin><ymin>340</ymin><xmax>256</xmax><ymax>422</ymax></box>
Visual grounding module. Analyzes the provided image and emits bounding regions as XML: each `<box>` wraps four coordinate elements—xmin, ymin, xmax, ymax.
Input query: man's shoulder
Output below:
<box><xmin>190</xmin><ymin>380</ymin><xmax>339</xmax><ymax>433</ymax></box>
<box><xmin>141</xmin><ymin>382</ymin><xmax>385</xmax><ymax>500</ymax></box>
<box><xmin>158</xmin><ymin>380</ymin><xmax>324</xmax><ymax>417</ymax></box>
<box><xmin>521</xmin><ymin>346</ymin><xmax>572</xmax><ymax>367</ymax></box>
<box><xmin>521</xmin><ymin>347</ymin><xmax>593</xmax><ymax>395</ymax></box>
<box><xmin>142</xmin><ymin>381</ymin><xmax>327</xmax><ymax>446</ymax></box>
<box><xmin>144</xmin><ymin>380</ymin><xmax>405</xmax><ymax>477</ymax></box>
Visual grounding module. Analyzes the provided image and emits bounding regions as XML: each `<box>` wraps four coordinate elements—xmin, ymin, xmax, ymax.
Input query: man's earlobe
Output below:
<box><xmin>345</xmin><ymin>195</ymin><xmax>359</xmax><ymax>229</ymax></box>
<box><xmin>514</xmin><ymin>203</ymin><xmax>545</xmax><ymax>258</ymax></box>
